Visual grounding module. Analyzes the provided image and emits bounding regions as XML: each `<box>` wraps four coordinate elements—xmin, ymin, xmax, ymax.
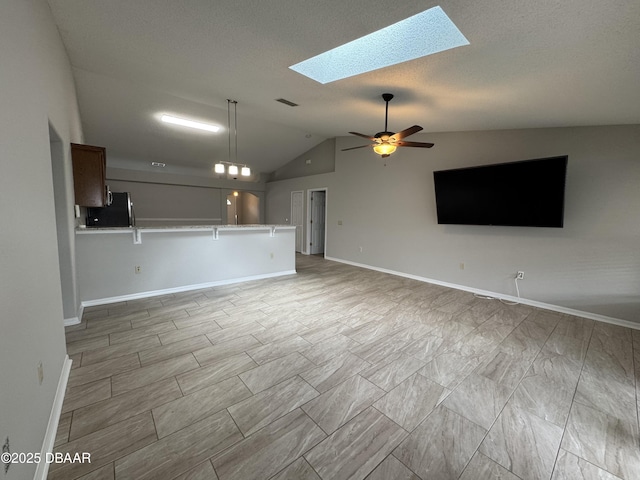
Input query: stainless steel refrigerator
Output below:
<box><xmin>86</xmin><ymin>192</ymin><xmax>134</xmax><ymax>227</ymax></box>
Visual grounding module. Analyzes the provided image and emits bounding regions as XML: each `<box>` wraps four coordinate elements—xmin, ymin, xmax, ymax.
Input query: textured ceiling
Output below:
<box><xmin>47</xmin><ymin>0</ymin><xmax>640</xmax><ymax>176</ymax></box>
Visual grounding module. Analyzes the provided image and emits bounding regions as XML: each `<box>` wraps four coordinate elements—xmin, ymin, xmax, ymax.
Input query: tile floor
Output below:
<box><xmin>50</xmin><ymin>255</ymin><xmax>640</xmax><ymax>480</ymax></box>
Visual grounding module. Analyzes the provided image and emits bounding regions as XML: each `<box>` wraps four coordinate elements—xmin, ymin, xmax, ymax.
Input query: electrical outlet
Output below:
<box><xmin>358</xmin><ymin>246</ymin><xmax>363</xmax><ymax>253</ymax></box>
<box><xmin>459</xmin><ymin>262</ymin><xmax>465</xmax><ymax>270</ymax></box>
<box><xmin>517</xmin><ymin>271</ymin><xmax>525</xmax><ymax>280</ymax></box>
<box><xmin>37</xmin><ymin>361</ymin><xmax>44</xmax><ymax>385</ymax></box>
<box><xmin>135</xmin><ymin>266</ymin><xmax>141</xmax><ymax>274</ymax></box>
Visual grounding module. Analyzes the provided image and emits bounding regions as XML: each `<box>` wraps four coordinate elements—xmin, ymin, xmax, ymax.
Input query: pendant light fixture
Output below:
<box><xmin>214</xmin><ymin>99</ymin><xmax>251</xmax><ymax>177</ymax></box>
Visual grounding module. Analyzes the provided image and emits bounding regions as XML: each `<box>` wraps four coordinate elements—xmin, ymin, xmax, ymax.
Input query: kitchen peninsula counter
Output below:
<box><xmin>75</xmin><ymin>224</ymin><xmax>296</xmax><ymax>306</ymax></box>
<box><xmin>76</xmin><ymin>224</ymin><xmax>293</xmax><ymax>242</ymax></box>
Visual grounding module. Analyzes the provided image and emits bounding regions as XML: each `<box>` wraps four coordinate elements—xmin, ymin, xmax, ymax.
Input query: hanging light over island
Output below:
<box><xmin>214</xmin><ymin>99</ymin><xmax>251</xmax><ymax>177</ymax></box>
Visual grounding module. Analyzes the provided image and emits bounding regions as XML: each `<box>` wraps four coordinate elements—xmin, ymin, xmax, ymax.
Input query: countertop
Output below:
<box><xmin>76</xmin><ymin>224</ymin><xmax>295</xmax><ymax>243</ymax></box>
<box><xmin>77</xmin><ymin>224</ymin><xmax>294</xmax><ymax>232</ymax></box>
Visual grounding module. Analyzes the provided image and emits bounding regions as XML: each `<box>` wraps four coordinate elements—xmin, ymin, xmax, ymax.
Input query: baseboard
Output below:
<box><xmin>64</xmin><ymin>305</ymin><xmax>84</xmax><ymax>327</ymax></box>
<box><xmin>63</xmin><ymin>304</ymin><xmax>84</xmax><ymax>326</ymax></box>
<box><xmin>63</xmin><ymin>316</ymin><xmax>80</xmax><ymax>327</ymax></box>
<box><xmin>325</xmin><ymin>256</ymin><xmax>640</xmax><ymax>330</ymax></box>
<box><xmin>34</xmin><ymin>355</ymin><xmax>72</xmax><ymax>480</ymax></box>
<box><xmin>81</xmin><ymin>270</ymin><xmax>297</xmax><ymax>307</ymax></box>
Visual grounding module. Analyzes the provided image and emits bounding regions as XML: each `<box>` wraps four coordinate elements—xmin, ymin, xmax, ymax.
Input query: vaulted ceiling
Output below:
<box><xmin>47</xmin><ymin>0</ymin><xmax>640</xmax><ymax>176</ymax></box>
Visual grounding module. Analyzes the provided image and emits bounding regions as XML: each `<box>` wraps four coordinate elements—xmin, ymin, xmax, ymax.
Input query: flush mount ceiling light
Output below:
<box><xmin>160</xmin><ymin>114</ymin><xmax>220</xmax><ymax>132</ymax></box>
<box><xmin>289</xmin><ymin>6</ymin><xmax>469</xmax><ymax>84</ymax></box>
<box><xmin>213</xmin><ymin>100</ymin><xmax>251</xmax><ymax>178</ymax></box>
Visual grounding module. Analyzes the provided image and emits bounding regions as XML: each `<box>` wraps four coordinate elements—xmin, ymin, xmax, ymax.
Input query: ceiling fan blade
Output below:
<box><xmin>396</xmin><ymin>140</ymin><xmax>434</xmax><ymax>148</ymax></box>
<box><xmin>390</xmin><ymin>125</ymin><xmax>423</xmax><ymax>142</ymax></box>
<box><xmin>341</xmin><ymin>144</ymin><xmax>373</xmax><ymax>151</ymax></box>
<box><xmin>348</xmin><ymin>131</ymin><xmax>377</xmax><ymax>141</ymax></box>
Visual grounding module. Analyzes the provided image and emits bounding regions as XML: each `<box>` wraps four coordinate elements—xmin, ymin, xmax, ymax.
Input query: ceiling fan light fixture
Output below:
<box><xmin>373</xmin><ymin>143</ymin><xmax>397</xmax><ymax>156</ymax></box>
<box><xmin>343</xmin><ymin>93</ymin><xmax>434</xmax><ymax>156</ymax></box>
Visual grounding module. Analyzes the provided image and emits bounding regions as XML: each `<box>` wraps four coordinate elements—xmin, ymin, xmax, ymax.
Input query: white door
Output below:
<box><xmin>310</xmin><ymin>191</ymin><xmax>326</xmax><ymax>255</ymax></box>
<box><xmin>291</xmin><ymin>191</ymin><xmax>303</xmax><ymax>253</ymax></box>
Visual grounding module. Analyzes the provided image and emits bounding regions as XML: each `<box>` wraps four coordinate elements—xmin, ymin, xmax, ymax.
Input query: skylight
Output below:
<box><xmin>289</xmin><ymin>6</ymin><xmax>469</xmax><ymax>84</ymax></box>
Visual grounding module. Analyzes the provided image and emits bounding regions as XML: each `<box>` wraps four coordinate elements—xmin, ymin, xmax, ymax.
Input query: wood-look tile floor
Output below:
<box><xmin>50</xmin><ymin>255</ymin><xmax>640</xmax><ymax>480</ymax></box>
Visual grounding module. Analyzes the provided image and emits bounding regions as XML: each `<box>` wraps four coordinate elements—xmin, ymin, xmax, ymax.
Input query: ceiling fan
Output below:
<box><xmin>342</xmin><ymin>93</ymin><xmax>434</xmax><ymax>158</ymax></box>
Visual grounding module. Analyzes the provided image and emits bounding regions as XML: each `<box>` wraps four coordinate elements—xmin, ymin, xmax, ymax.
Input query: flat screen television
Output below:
<box><xmin>433</xmin><ymin>155</ymin><xmax>568</xmax><ymax>227</ymax></box>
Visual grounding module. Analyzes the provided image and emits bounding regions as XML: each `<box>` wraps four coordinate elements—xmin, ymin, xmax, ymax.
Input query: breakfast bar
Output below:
<box><xmin>75</xmin><ymin>225</ymin><xmax>296</xmax><ymax>306</ymax></box>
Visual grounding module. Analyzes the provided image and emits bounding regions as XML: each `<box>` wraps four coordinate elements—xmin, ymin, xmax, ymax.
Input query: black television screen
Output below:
<box><xmin>433</xmin><ymin>156</ymin><xmax>567</xmax><ymax>227</ymax></box>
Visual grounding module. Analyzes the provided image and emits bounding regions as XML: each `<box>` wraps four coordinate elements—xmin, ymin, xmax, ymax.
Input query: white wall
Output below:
<box><xmin>108</xmin><ymin>180</ymin><xmax>223</xmax><ymax>225</ymax></box>
<box><xmin>0</xmin><ymin>0</ymin><xmax>82</xmax><ymax>478</ymax></box>
<box><xmin>266</xmin><ymin>125</ymin><xmax>640</xmax><ymax>324</ymax></box>
<box><xmin>268</xmin><ymin>138</ymin><xmax>336</xmax><ymax>182</ymax></box>
<box><xmin>240</xmin><ymin>192</ymin><xmax>261</xmax><ymax>224</ymax></box>
<box><xmin>106</xmin><ymin>166</ymin><xmax>266</xmax><ymax>226</ymax></box>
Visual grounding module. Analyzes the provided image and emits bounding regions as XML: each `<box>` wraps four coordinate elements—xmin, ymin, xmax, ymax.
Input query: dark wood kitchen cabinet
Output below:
<box><xmin>71</xmin><ymin>143</ymin><xmax>107</xmax><ymax>207</ymax></box>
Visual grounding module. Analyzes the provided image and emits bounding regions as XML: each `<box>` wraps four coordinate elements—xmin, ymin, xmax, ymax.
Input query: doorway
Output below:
<box><xmin>307</xmin><ymin>188</ymin><xmax>327</xmax><ymax>256</ymax></box>
<box><xmin>226</xmin><ymin>190</ymin><xmax>261</xmax><ymax>225</ymax></box>
<box><xmin>49</xmin><ymin>124</ymin><xmax>79</xmax><ymax>324</ymax></box>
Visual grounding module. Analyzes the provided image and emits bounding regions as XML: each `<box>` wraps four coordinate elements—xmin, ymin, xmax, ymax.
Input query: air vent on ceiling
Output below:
<box><xmin>275</xmin><ymin>98</ymin><xmax>299</xmax><ymax>107</ymax></box>
<box><xmin>151</xmin><ymin>162</ymin><xmax>166</xmax><ymax>167</ymax></box>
